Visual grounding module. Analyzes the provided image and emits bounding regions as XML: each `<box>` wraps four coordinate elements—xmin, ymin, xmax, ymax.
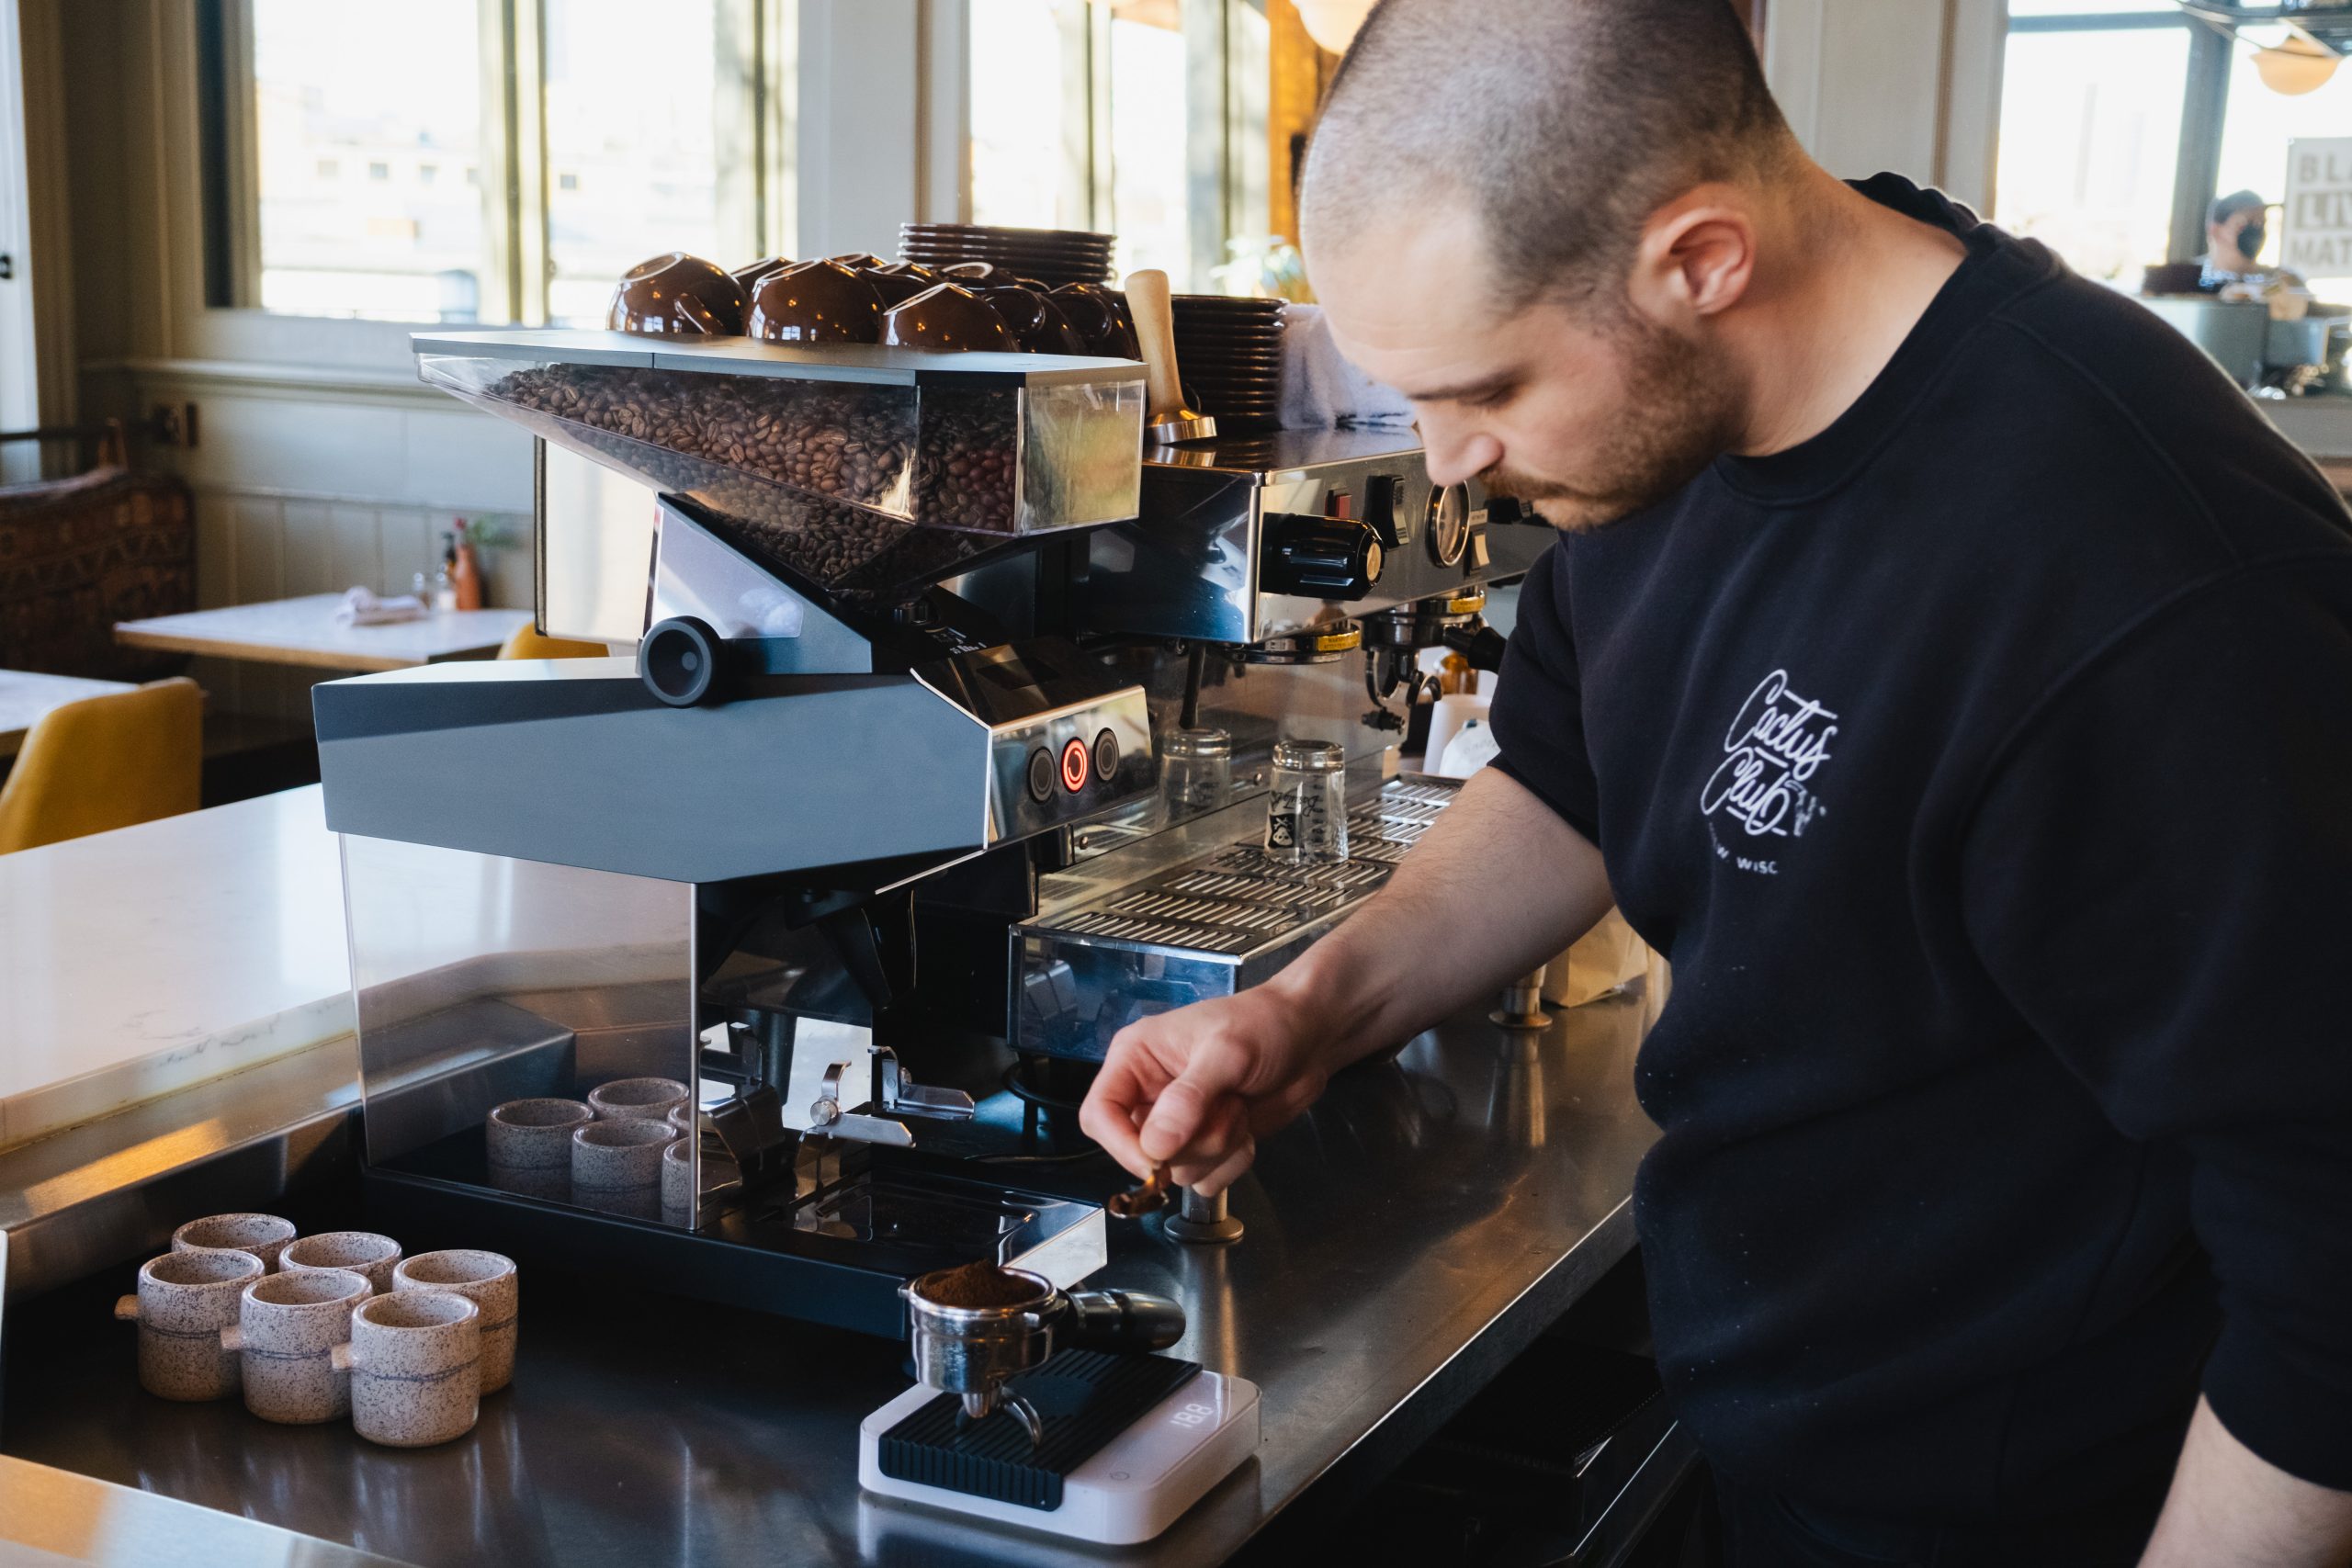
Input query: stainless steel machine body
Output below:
<box><xmin>311</xmin><ymin>329</ymin><xmax>1553</xmax><ymax>1337</ymax></box>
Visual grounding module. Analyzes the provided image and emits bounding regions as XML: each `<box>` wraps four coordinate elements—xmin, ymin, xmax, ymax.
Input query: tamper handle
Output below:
<box><xmin>1057</xmin><ymin>1287</ymin><xmax>1186</xmax><ymax>1354</ymax></box>
<box><xmin>1123</xmin><ymin>270</ymin><xmax>1188</xmax><ymax>424</ymax></box>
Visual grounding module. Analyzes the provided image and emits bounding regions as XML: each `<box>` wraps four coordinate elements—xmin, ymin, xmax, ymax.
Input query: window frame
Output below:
<box><xmin>2000</xmin><ymin>7</ymin><xmax>2235</xmax><ymax>263</ymax></box>
<box><xmin>963</xmin><ymin>0</ymin><xmax>1272</xmax><ymax>291</ymax></box>
<box><xmin>176</xmin><ymin>0</ymin><xmax>797</xmax><ymax>363</ymax></box>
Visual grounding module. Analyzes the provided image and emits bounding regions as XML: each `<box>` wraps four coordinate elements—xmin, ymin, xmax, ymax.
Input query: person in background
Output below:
<box><xmin>1080</xmin><ymin>1</ymin><xmax>2352</xmax><ymax>1563</ymax></box>
<box><xmin>2201</xmin><ymin>188</ymin><xmax>2305</xmax><ymax>290</ymax></box>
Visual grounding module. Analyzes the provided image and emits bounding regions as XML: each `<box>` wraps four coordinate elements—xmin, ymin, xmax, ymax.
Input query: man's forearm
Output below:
<box><xmin>1266</xmin><ymin>767</ymin><xmax>1617</xmax><ymax>1067</ymax></box>
<box><xmin>2141</xmin><ymin>1397</ymin><xmax>2352</xmax><ymax>1567</ymax></box>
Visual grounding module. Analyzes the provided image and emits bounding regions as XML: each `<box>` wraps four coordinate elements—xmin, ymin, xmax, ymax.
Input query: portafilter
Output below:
<box><xmin>901</xmin><ymin>1264</ymin><xmax>1186</xmax><ymax>1447</ymax></box>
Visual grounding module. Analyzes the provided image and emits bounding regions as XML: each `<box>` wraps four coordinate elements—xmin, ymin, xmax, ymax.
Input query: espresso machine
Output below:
<box><xmin>312</xmin><ymin>325</ymin><xmax>1547</xmax><ymax>1401</ymax></box>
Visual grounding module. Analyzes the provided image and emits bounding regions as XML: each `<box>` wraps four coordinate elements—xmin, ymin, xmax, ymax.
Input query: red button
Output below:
<box><xmin>1059</xmin><ymin>737</ymin><xmax>1091</xmax><ymax>793</ymax></box>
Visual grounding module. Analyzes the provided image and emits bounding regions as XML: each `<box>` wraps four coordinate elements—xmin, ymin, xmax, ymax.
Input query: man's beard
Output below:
<box><xmin>1480</xmin><ymin>319</ymin><xmax>1745</xmax><ymax>533</ymax></box>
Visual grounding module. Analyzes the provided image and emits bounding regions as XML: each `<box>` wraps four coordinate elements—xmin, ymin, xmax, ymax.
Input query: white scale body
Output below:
<box><xmin>857</xmin><ymin>1369</ymin><xmax>1261</xmax><ymax>1546</ymax></box>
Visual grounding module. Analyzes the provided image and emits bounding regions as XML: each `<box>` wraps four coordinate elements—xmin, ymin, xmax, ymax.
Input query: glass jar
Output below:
<box><xmin>1161</xmin><ymin>727</ymin><xmax>1234</xmax><ymax>818</ymax></box>
<box><xmin>1265</xmin><ymin>739</ymin><xmax>1348</xmax><ymax>863</ymax></box>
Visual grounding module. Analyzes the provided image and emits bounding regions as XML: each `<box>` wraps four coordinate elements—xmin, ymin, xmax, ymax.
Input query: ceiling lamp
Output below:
<box><xmin>2254</xmin><ymin>33</ymin><xmax>2340</xmax><ymax>95</ymax></box>
<box><xmin>1294</xmin><ymin>0</ymin><xmax>1378</xmax><ymax>54</ymax></box>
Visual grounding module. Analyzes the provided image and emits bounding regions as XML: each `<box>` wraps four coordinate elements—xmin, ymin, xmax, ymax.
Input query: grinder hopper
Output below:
<box><xmin>415</xmin><ymin>328</ymin><xmax>1148</xmax><ymax>604</ymax></box>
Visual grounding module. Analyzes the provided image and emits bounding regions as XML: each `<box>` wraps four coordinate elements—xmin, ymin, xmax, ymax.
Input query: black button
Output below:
<box><xmin>1025</xmin><ymin>747</ymin><xmax>1056</xmax><ymax>803</ymax></box>
<box><xmin>1091</xmin><ymin>729</ymin><xmax>1119</xmax><ymax>784</ymax></box>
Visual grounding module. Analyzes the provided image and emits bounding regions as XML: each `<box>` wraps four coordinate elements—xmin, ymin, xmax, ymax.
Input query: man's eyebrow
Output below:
<box><xmin>1395</xmin><ymin>372</ymin><xmax>1519</xmax><ymax>404</ymax></box>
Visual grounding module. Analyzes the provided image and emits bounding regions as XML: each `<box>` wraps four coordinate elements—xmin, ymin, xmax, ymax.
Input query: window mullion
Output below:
<box><xmin>512</xmin><ymin>0</ymin><xmax>551</xmax><ymax>324</ymax></box>
<box><xmin>2168</xmin><ymin>19</ymin><xmax>2233</xmax><ymax>262</ymax></box>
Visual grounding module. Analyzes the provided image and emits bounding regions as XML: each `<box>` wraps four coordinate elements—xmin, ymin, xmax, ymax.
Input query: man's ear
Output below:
<box><xmin>1626</xmin><ymin>190</ymin><xmax>1757</xmax><ymax>327</ymax></box>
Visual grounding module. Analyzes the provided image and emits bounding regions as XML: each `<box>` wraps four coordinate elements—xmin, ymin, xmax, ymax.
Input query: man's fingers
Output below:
<box><xmin>1172</xmin><ymin>1137</ymin><xmax>1258</xmax><ymax>1199</ymax></box>
<box><xmin>1078</xmin><ymin>1047</ymin><xmax>1161</xmax><ymax>1179</ymax></box>
<box><xmin>1138</xmin><ymin>1033</ymin><xmax>1256</xmax><ymax>1162</ymax></box>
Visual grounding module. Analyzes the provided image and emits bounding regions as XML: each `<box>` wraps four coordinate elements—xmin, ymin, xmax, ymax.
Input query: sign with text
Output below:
<box><xmin>2286</xmin><ymin>138</ymin><xmax>2352</xmax><ymax>276</ymax></box>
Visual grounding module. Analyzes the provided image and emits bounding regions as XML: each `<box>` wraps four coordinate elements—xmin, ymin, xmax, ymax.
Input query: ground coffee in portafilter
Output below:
<box><xmin>919</xmin><ymin>1260</ymin><xmax>1049</xmax><ymax>1310</ymax></box>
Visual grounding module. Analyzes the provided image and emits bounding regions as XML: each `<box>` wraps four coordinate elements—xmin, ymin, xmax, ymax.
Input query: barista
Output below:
<box><xmin>1080</xmin><ymin>3</ymin><xmax>2352</xmax><ymax>1565</ymax></box>
<box><xmin>2201</xmin><ymin>188</ymin><xmax>2305</xmax><ymax>290</ymax></box>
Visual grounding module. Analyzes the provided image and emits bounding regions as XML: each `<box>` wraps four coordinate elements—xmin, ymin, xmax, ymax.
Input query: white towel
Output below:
<box><xmin>1278</xmin><ymin>303</ymin><xmax>1419</xmax><ymax>431</ymax></box>
<box><xmin>335</xmin><ymin>587</ymin><xmax>427</xmax><ymax>626</ymax></box>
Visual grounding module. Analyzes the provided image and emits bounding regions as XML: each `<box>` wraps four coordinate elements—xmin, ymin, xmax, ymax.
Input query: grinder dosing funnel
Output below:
<box><xmin>414</xmin><ymin>329</ymin><xmax>1148</xmax><ymax>603</ymax></box>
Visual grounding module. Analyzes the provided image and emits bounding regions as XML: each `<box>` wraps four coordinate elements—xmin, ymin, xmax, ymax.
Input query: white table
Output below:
<box><xmin>0</xmin><ymin>785</ymin><xmax>353</xmax><ymax>1150</ymax></box>
<box><xmin>0</xmin><ymin>671</ymin><xmax>135</xmax><ymax>760</ymax></box>
<box><xmin>115</xmin><ymin>593</ymin><xmax>534</xmax><ymax>673</ymax></box>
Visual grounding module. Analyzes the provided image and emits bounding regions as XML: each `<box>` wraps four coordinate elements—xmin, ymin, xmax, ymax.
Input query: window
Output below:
<box><xmin>967</xmin><ymin>0</ymin><xmax>1272</xmax><ymax>291</ymax></box>
<box><xmin>201</xmin><ymin>0</ymin><xmax>785</xmax><ymax>327</ymax></box>
<box><xmin>2215</xmin><ymin>27</ymin><xmax>2352</xmax><ymax>294</ymax></box>
<box><xmin>542</xmin><ymin>0</ymin><xmax>753</xmax><ymax>327</ymax></box>
<box><xmin>227</xmin><ymin>0</ymin><xmax>492</xmax><ymax>321</ymax></box>
<box><xmin>1992</xmin><ymin>6</ymin><xmax>2194</xmax><ymax>283</ymax></box>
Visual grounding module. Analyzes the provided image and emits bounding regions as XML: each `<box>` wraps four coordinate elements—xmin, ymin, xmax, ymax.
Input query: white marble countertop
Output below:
<box><xmin>0</xmin><ymin>786</ymin><xmax>353</xmax><ymax>1151</ymax></box>
<box><xmin>115</xmin><ymin>593</ymin><xmax>533</xmax><ymax>672</ymax></box>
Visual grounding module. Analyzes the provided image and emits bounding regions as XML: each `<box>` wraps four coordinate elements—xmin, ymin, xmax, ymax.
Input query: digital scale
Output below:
<box><xmin>858</xmin><ymin>1353</ymin><xmax>1261</xmax><ymax>1545</ymax></box>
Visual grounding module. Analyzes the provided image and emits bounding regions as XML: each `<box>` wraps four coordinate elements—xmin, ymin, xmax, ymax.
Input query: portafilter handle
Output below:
<box><xmin>1053</xmin><ymin>1287</ymin><xmax>1186</xmax><ymax>1355</ymax></box>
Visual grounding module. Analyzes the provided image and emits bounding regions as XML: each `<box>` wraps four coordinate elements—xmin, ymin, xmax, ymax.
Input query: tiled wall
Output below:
<box><xmin>122</xmin><ymin>374</ymin><xmax>540</xmax><ymax>723</ymax></box>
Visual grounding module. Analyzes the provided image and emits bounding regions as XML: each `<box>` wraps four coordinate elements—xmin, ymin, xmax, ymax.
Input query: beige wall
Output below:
<box><xmin>1764</xmin><ymin>0</ymin><xmax>2005</xmax><ymax>213</ymax></box>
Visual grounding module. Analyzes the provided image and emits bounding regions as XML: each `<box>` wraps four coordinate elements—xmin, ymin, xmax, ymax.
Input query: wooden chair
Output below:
<box><xmin>0</xmin><ymin>677</ymin><xmax>203</xmax><ymax>853</ymax></box>
<box><xmin>496</xmin><ymin>624</ymin><xmax>609</xmax><ymax>660</ymax></box>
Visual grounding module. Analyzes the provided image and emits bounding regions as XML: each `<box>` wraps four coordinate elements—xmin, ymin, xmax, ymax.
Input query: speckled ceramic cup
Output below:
<box><xmin>115</xmin><ymin>1248</ymin><xmax>264</xmax><ymax>1401</ymax></box>
<box><xmin>393</xmin><ymin>1250</ymin><xmax>518</xmax><ymax>1394</ymax></box>
<box><xmin>660</xmin><ymin>1138</ymin><xmax>695</xmax><ymax>1224</ymax></box>
<box><xmin>487</xmin><ymin>1097</ymin><xmax>594</xmax><ymax>1200</ymax></box>
<box><xmin>335</xmin><ymin>1291</ymin><xmax>481</xmax><ymax>1448</ymax></box>
<box><xmin>225</xmin><ymin>1267</ymin><xmax>371</xmax><ymax>1423</ymax></box>
<box><xmin>281</xmin><ymin>1231</ymin><xmax>402</xmax><ymax>1294</ymax></box>
<box><xmin>586</xmin><ymin>1077</ymin><xmax>689</xmax><ymax>1122</ymax></box>
<box><xmin>172</xmin><ymin>1213</ymin><xmax>298</xmax><ymax>1272</ymax></box>
<box><xmin>571</xmin><ymin>1120</ymin><xmax>675</xmax><ymax>1219</ymax></box>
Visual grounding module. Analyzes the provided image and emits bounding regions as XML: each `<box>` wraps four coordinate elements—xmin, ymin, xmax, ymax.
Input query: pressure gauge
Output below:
<box><xmin>1426</xmin><ymin>483</ymin><xmax>1472</xmax><ymax>567</ymax></box>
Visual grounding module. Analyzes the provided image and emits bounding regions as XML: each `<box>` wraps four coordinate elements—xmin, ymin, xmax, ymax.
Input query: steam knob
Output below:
<box><xmin>1263</xmin><ymin>514</ymin><xmax>1385</xmax><ymax>600</ymax></box>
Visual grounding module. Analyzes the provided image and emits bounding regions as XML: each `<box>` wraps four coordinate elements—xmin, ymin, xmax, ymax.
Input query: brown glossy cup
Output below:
<box><xmin>749</xmin><ymin>259</ymin><xmax>885</xmax><ymax>344</ymax></box>
<box><xmin>1052</xmin><ymin>282</ymin><xmax>1141</xmax><ymax>358</ymax></box>
<box><xmin>730</xmin><ymin>254</ymin><xmax>792</xmax><ymax>294</ymax></box>
<box><xmin>880</xmin><ymin>282</ymin><xmax>1017</xmax><ymax>354</ymax></box>
<box><xmin>608</xmin><ymin>252</ymin><xmax>746</xmax><ymax>338</ymax></box>
<box><xmin>860</xmin><ymin>261</ymin><xmax>941</xmax><ymax>307</ymax></box>
<box><xmin>828</xmin><ymin>252</ymin><xmax>888</xmax><ymax>271</ymax></box>
<box><xmin>985</xmin><ymin>286</ymin><xmax>1090</xmax><ymax>355</ymax></box>
<box><xmin>940</xmin><ymin>261</ymin><xmax>1020</xmax><ymax>289</ymax></box>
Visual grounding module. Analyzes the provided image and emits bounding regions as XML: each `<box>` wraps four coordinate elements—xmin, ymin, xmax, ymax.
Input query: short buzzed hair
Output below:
<box><xmin>1302</xmin><ymin>0</ymin><xmax>1796</xmax><ymax>310</ymax></box>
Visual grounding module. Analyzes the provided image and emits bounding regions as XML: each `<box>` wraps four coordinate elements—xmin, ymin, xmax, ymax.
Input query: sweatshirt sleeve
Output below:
<box><xmin>1487</xmin><ymin>546</ymin><xmax>1603</xmax><ymax>842</ymax></box>
<box><xmin>1960</xmin><ymin>559</ymin><xmax>2352</xmax><ymax>1490</ymax></box>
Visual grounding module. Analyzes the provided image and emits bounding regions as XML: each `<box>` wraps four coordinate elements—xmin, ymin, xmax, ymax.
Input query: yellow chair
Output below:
<box><xmin>0</xmin><ymin>677</ymin><xmax>203</xmax><ymax>853</ymax></box>
<box><xmin>497</xmin><ymin>624</ymin><xmax>609</xmax><ymax>660</ymax></box>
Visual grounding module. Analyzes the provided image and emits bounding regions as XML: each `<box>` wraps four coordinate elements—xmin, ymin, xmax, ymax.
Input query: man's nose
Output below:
<box><xmin>1419</xmin><ymin>416</ymin><xmax>1501</xmax><ymax>489</ymax></box>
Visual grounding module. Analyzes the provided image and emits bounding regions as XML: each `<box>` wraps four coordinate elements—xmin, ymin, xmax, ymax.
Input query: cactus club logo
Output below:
<box><xmin>1700</xmin><ymin>669</ymin><xmax>1836</xmax><ymax>875</ymax></box>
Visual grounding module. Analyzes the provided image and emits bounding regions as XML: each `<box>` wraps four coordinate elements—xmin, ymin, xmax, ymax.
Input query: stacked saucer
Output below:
<box><xmin>1170</xmin><ymin>295</ymin><xmax>1285</xmax><ymax>434</ymax></box>
<box><xmin>898</xmin><ymin>224</ymin><xmax>1116</xmax><ymax>288</ymax></box>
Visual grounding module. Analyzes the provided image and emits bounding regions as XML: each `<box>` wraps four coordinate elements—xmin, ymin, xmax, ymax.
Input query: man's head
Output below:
<box><xmin>1300</xmin><ymin>0</ymin><xmax>1804</xmax><ymax>529</ymax></box>
<box><xmin>2208</xmin><ymin>190</ymin><xmax>2270</xmax><ymax>271</ymax></box>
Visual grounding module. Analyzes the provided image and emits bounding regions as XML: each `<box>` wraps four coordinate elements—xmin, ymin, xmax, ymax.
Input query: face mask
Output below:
<box><xmin>2237</xmin><ymin>223</ymin><xmax>2267</xmax><ymax>261</ymax></box>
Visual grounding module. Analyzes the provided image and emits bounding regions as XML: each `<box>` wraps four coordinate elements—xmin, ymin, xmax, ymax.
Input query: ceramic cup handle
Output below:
<box><xmin>220</xmin><ymin>1325</ymin><xmax>244</xmax><ymax>1352</ymax></box>
<box><xmin>330</xmin><ymin>1344</ymin><xmax>355</xmax><ymax>1373</ymax></box>
<box><xmin>113</xmin><ymin>1295</ymin><xmax>140</xmax><ymax>1323</ymax></box>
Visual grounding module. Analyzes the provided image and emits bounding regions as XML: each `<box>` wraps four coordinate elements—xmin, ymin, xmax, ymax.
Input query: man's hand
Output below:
<box><xmin>1077</xmin><ymin>768</ymin><xmax>1617</xmax><ymax>1197</ymax></box>
<box><xmin>1078</xmin><ymin>977</ymin><xmax>1338</xmax><ymax>1196</ymax></box>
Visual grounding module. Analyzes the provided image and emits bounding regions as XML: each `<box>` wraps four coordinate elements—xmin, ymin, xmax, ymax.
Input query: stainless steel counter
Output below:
<box><xmin>0</xmin><ymin>985</ymin><xmax>1657</xmax><ymax>1568</ymax></box>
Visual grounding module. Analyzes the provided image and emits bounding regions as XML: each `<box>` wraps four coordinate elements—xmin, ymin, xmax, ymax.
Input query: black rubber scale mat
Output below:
<box><xmin>876</xmin><ymin>1350</ymin><xmax>1203</xmax><ymax>1510</ymax></box>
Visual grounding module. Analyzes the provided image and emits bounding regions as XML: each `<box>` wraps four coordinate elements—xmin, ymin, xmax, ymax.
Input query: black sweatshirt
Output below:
<box><xmin>1489</xmin><ymin>175</ymin><xmax>2352</xmax><ymax>1520</ymax></box>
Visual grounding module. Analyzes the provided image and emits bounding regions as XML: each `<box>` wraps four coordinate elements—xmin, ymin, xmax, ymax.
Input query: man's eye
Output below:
<box><xmin>1461</xmin><ymin>386</ymin><xmax>1515</xmax><ymax>411</ymax></box>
